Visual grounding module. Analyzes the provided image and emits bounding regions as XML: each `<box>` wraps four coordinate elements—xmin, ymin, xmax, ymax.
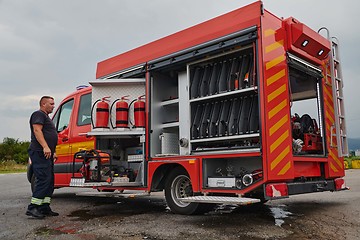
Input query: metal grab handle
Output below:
<box><xmin>330</xmin><ymin>125</ymin><xmax>335</xmax><ymax>148</ymax></box>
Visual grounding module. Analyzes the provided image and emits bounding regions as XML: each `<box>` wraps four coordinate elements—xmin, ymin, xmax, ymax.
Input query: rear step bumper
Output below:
<box><xmin>265</xmin><ymin>178</ymin><xmax>349</xmax><ymax>199</ymax></box>
<box><xmin>287</xmin><ymin>179</ymin><xmax>346</xmax><ymax>195</ymax></box>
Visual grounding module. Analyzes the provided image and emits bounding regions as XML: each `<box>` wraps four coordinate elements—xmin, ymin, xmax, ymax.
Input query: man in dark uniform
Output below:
<box><xmin>26</xmin><ymin>96</ymin><xmax>59</xmax><ymax>219</ymax></box>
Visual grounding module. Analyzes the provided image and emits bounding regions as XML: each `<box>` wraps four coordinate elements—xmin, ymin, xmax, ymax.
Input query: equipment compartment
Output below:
<box><xmin>189</xmin><ymin>47</ymin><xmax>255</xmax><ymax>98</ymax></box>
<box><xmin>71</xmin><ymin>134</ymin><xmax>146</xmax><ymax>187</ymax></box>
<box><xmin>188</xmin><ymin>46</ymin><xmax>260</xmax><ymax>154</ymax></box>
<box><xmin>203</xmin><ymin>157</ymin><xmax>263</xmax><ymax>189</ymax></box>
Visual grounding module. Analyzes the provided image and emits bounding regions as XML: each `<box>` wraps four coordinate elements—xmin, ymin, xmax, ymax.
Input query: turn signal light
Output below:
<box><xmin>265</xmin><ymin>183</ymin><xmax>288</xmax><ymax>198</ymax></box>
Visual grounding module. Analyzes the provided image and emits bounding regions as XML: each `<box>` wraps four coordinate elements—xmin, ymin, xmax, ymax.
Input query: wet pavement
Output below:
<box><xmin>0</xmin><ymin>170</ymin><xmax>359</xmax><ymax>239</ymax></box>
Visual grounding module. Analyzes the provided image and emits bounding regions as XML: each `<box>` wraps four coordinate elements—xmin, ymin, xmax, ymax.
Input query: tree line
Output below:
<box><xmin>0</xmin><ymin>138</ymin><xmax>30</xmax><ymax>164</ymax></box>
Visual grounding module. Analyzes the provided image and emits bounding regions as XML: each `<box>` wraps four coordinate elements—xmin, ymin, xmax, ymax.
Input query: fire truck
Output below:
<box><xmin>29</xmin><ymin>1</ymin><xmax>349</xmax><ymax>214</ymax></box>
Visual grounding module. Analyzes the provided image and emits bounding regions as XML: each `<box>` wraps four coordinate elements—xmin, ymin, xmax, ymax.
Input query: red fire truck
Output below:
<box><xmin>29</xmin><ymin>1</ymin><xmax>349</xmax><ymax>214</ymax></box>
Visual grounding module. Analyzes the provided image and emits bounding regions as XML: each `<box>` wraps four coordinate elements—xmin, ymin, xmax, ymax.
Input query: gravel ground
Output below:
<box><xmin>0</xmin><ymin>169</ymin><xmax>359</xmax><ymax>240</ymax></box>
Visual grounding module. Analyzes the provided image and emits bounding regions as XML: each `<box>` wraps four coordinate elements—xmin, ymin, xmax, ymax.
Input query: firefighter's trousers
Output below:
<box><xmin>28</xmin><ymin>149</ymin><xmax>54</xmax><ymax>209</ymax></box>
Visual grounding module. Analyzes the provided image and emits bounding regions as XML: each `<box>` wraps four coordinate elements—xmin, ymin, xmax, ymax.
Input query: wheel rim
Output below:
<box><xmin>171</xmin><ymin>174</ymin><xmax>193</xmax><ymax>207</ymax></box>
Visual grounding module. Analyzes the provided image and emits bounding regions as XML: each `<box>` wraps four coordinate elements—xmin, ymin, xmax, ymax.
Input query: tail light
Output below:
<box><xmin>265</xmin><ymin>183</ymin><xmax>288</xmax><ymax>198</ymax></box>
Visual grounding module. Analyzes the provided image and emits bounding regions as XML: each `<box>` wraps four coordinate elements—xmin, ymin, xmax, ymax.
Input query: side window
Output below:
<box><xmin>77</xmin><ymin>93</ymin><xmax>92</xmax><ymax>126</ymax></box>
<box><xmin>52</xmin><ymin>109</ymin><xmax>60</xmax><ymax>129</ymax></box>
<box><xmin>53</xmin><ymin>99</ymin><xmax>74</xmax><ymax>132</ymax></box>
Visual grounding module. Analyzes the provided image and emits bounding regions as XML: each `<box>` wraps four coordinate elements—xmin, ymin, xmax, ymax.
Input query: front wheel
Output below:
<box><xmin>164</xmin><ymin>167</ymin><xmax>214</xmax><ymax>215</ymax></box>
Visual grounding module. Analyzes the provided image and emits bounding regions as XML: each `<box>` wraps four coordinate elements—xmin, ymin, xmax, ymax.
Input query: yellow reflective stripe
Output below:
<box><xmin>56</xmin><ymin>144</ymin><xmax>70</xmax><ymax>156</ymax></box>
<box><xmin>270</xmin><ymin>130</ymin><xmax>289</xmax><ymax>153</ymax></box>
<box><xmin>330</xmin><ymin>162</ymin><xmax>339</xmax><ymax>172</ymax></box>
<box><xmin>265</xmin><ymin>29</ymin><xmax>276</xmax><ymax>37</ymax></box>
<box><xmin>278</xmin><ymin>161</ymin><xmax>291</xmax><ymax>175</ymax></box>
<box><xmin>266</xmin><ymin>55</ymin><xmax>285</xmax><ymax>70</ymax></box>
<box><xmin>267</xmin><ymin>84</ymin><xmax>286</xmax><ymax>103</ymax></box>
<box><xmin>71</xmin><ymin>140</ymin><xmax>95</xmax><ymax>153</ymax></box>
<box><xmin>56</xmin><ymin>140</ymin><xmax>95</xmax><ymax>156</ymax></box>
<box><xmin>329</xmin><ymin>151</ymin><xmax>343</xmax><ymax>169</ymax></box>
<box><xmin>325</xmin><ymin>111</ymin><xmax>334</xmax><ymax>124</ymax></box>
<box><xmin>31</xmin><ymin>197</ymin><xmax>43</xmax><ymax>205</ymax></box>
<box><xmin>265</xmin><ymin>40</ymin><xmax>284</xmax><ymax>53</ymax></box>
<box><xmin>325</xmin><ymin>99</ymin><xmax>334</xmax><ymax>114</ymax></box>
<box><xmin>43</xmin><ymin>197</ymin><xmax>51</xmax><ymax>204</ymax></box>
<box><xmin>271</xmin><ymin>146</ymin><xmax>290</xmax><ymax>170</ymax></box>
<box><xmin>267</xmin><ymin>69</ymin><xmax>285</xmax><ymax>86</ymax></box>
<box><xmin>268</xmin><ymin>100</ymin><xmax>287</xmax><ymax>119</ymax></box>
<box><xmin>269</xmin><ymin>115</ymin><xmax>288</xmax><ymax>136</ymax></box>
<box><xmin>323</xmin><ymin>86</ymin><xmax>333</xmax><ymax>101</ymax></box>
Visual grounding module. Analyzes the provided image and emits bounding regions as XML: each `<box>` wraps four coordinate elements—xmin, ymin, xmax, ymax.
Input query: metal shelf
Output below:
<box><xmin>190</xmin><ymin>132</ymin><xmax>259</xmax><ymax>143</ymax></box>
<box><xmin>191</xmin><ymin>147</ymin><xmax>260</xmax><ymax>155</ymax></box>
<box><xmin>159</xmin><ymin>98</ymin><xmax>179</xmax><ymax>106</ymax></box>
<box><xmin>161</xmin><ymin>122</ymin><xmax>179</xmax><ymax>129</ymax></box>
<box><xmin>88</xmin><ymin>129</ymin><xmax>145</xmax><ymax>137</ymax></box>
<box><xmin>190</xmin><ymin>86</ymin><xmax>257</xmax><ymax>103</ymax></box>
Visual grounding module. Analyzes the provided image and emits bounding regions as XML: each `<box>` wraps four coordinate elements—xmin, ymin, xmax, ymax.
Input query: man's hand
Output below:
<box><xmin>43</xmin><ymin>146</ymin><xmax>52</xmax><ymax>159</ymax></box>
<box><xmin>53</xmin><ymin>152</ymin><xmax>58</xmax><ymax>162</ymax></box>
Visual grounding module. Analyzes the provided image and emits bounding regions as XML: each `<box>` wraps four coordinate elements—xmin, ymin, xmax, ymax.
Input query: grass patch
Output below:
<box><xmin>0</xmin><ymin>160</ymin><xmax>27</xmax><ymax>174</ymax></box>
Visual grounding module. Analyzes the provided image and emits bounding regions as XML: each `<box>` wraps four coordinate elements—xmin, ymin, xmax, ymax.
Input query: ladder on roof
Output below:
<box><xmin>319</xmin><ymin>27</ymin><xmax>348</xmax><ymax>157</ymax></box>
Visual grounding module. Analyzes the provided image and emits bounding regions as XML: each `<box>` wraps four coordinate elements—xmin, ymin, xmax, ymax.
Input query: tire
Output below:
<box><xmin>26</xmin><ymin>163</ymin><xmax>33</xmax><ymax>183</ymax></box>
<box><xmin>164</xmin><ymin>167</ymin><xmax>214</xmax><ymax>215</ymax></box>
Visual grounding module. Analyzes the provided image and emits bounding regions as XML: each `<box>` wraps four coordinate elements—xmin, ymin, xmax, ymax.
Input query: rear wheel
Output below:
<box><xmin>165</xmin><ymin>167</ymin><xmax>214</xmax><ymax>215</ymax></box>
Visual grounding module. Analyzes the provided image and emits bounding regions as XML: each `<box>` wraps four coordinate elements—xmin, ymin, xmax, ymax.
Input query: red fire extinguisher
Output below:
<box><xmin>134</xmin><ymin>95</ymin><xmax>145</xmax><ymax>128</ymax></box>
<box><xmin>110</xmin><ymin>95</ymin><xmax>129</xmax><ymax>128</ymax></box>
<box><xmin>91</xmin><ymin>97</ymin><xmax>110</xmax><ymax>128</ymax></box>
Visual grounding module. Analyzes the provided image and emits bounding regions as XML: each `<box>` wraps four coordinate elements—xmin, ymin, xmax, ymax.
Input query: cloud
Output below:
<box><xmin>0</xmin><ymin>0</ymin><xmax>359</xmax><ymax>141</ymax></box>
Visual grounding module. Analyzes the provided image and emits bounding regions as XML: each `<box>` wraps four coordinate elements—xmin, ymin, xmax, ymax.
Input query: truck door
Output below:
<box><xmin>68</xmin><ymin>92</ymin><xmax>95</xmax><ymax>181</ymax></box>
<box><xmin>52</xmin><ymin>98</ymin><xmax>75</xmax><ymax>186</ymax></box>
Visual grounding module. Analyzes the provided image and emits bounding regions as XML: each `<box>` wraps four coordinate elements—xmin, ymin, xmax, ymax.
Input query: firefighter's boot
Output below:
<box><xmin>39</xmin><ymin>203</ymin><xmax>59</xmax><ymax>216</ymax></box>
<box><xmin>26</xmin><ymin>207</ymin><xmax>45</xmax><ymax>219</ymax></box>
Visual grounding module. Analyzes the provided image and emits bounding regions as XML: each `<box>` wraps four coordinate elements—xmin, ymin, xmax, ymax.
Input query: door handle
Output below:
<box><xmin>62</xmin><ymin>137</ymin><xmax>69</xmax><ymax>142</ymax></box>
<box><xmin>79</xmin><ymin>132</ymin><xmax>92</xmax><ymax>138</ymax></box>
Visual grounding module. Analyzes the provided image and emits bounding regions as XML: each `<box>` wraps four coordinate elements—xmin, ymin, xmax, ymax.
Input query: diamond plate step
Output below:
<box><xmin>70</xmin><ymin>178</ymin><xmax>143</xmax><ymax>187</ymax></box>
<box><xmin>76</xmin><ymin>191</ymin><xmax>150</xmax><ymax>198</ymax></box>
<box><xmin>70</xmin><ymin>178</ymin><xmax>111</xmax><ymax>187</ymax></box>
<box><xmin>180</xmin><ymin>196</ymin><xmax>260</xmax><ymax>205</ymax></box>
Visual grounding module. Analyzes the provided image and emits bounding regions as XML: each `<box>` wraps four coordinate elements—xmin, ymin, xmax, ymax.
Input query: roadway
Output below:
<box><xmin>0</xmin><ymin>169</ymin><xmax>359</xmax><ymax>239</ymax></box>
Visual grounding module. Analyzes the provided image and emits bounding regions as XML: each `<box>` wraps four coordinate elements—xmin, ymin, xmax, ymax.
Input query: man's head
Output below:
<box><xmin>39</xmin><ymin>96</ymin><xmax>55</xmax><ymax>114</ymax></box>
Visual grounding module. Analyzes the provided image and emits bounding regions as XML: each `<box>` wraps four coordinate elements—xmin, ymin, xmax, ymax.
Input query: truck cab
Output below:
<box><xmin>51</xmin><ymin>86</ymin><xmax>95</xmax><ymax>187</ymax></box>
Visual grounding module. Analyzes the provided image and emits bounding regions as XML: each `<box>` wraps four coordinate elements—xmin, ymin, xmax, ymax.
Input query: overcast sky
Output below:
<box><xmin>0</xmin><ymin>0</ymin><xmax>359</xmax><ymax>142</ymax></box>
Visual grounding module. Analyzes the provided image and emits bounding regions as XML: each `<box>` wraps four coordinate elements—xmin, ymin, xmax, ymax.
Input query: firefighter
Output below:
<box><xmin>26</xmin><ymin>96</ymin><xmax>59</xmax><ymax>219</ymax></box>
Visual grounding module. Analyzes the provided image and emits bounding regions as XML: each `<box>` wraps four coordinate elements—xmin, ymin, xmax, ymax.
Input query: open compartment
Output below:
<box><xmin>71</xmin><ymin>135</ymin><xmax>145</xmax><ymax>187</ymax></box>
<box><xmin>189</xmin><ymin>47</ymin><xmax>255</xmax><ymax>99</ymax></box>
<box><xmin>288</xmin><ymin>54</ymin><xmax>325</xmax><ymax>156</ymax></box>
<box><xmin>188</xmin><ymin>46</ymin><xmax>260</xmax><ymax>154</ymax></box>
<box><xmin>150</xmin><ymin>71</ymin><xmax>181</xmax><ymax>157</ymax></box>
<box><xmin>202</xmin><ymin>156</ymin><xmax>263</xmax><ymax>189</ymax></box>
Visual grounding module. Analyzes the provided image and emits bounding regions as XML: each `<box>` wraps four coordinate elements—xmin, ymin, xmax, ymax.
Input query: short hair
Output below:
<box><xmin>39</xmin><ymin>96</ymin><xmax>54</xmax><ymax>106</ymax></box>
